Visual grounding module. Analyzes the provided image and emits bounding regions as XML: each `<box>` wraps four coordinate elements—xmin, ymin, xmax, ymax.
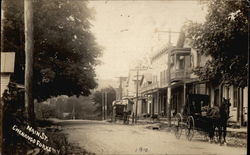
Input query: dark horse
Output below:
<box><xmin>207</xmin><ymin>98</ymin><xmax>231</xmax><ymax>145</ymax></box>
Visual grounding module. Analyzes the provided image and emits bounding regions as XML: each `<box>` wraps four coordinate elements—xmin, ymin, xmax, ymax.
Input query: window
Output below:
<box><xmin>176</xmin><ymin>54</ymin><xmax>185</xmax><ymax>70</ymax></box>
<box><xmin>170</xmin><ymin>55</ymin><xmax>174</xmax><ymax>65</ymax></box>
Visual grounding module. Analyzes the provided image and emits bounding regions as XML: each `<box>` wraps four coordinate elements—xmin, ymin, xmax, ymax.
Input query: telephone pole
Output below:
<box><xmin>155</xmin><ymin>28</ymin><xmax>181</xmax><ymax>127</ymax></box>
<box><xmin>135</xmin><ymin>69</ymin><xmax>139</xmax><ymax>123</ymax></box>
<box><xmin>1</xmin><ymin>0</ymin><xmax>6</xmax><ymax>52</ymax></box>
<box><xmin>133</xmin><ymin>65</ymin><xmax>149</xmax><ymax>123</ymax></box>
<box><xmin>102</xmin><ymin>92</ymin><xmax>105</xmax><ymax>120</ymax></box>
<box><xmin>72</xmin><ymin>102</ymin><xmax>75</xmax><ymax>120</ymax></box>
<box><xmin>105</xmin><ymin>91</ymin><xmax>108</xmax><ymax>119</ymax></box>
<box><xmin>24</xmin><ymin>0</ymin><xmax>35</xmax><ymax>122</ymax></box>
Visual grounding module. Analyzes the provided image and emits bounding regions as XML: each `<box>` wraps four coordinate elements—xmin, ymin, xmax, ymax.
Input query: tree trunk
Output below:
<box><xmin>24</xmin><ymin>0</ymin><xmax>35</xmax><ymax>123</ymax></box>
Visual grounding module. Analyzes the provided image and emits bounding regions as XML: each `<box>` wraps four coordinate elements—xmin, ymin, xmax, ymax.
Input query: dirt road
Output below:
<box><xmin>59</xmin><ymin>120</ymin><xmax>247</xmax><ymax>155</ymax></box>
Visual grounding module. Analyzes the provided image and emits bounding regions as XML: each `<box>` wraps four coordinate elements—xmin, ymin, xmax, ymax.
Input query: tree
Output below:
<box><xmin>50</xmin><ymin>95</ymin><xmax>100</xmax><ymax>120</ymax></box>
<box><xmin>185</xmin><ymin>0</ymin><xmax>248</xmax><ymax>87</ymax></box>
<box><xmin>93</xmin><ymin>87</ymin><xmax>116</xmax><ymax>119</ymax></box>
<box><xmin>2</xmin><ymin>0</ymin><xmax>101</xmax><ymax>102</ymax></box>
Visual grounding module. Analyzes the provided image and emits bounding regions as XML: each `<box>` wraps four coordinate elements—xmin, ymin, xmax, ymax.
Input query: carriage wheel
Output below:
<box><xmin>174</xmin><ymin>113</ymin><xmax>183</xmax><ymax>139</ymax></box>
<box><xmin>186</xmin><ymin>116</ymin><xmax>195</xmax><ymax>141</ymax></box>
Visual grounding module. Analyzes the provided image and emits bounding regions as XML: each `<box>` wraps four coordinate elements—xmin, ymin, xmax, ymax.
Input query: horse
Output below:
<box><xmin>207</xmin><ymin>98</ymin><xmax>231</xmax><ymax>145</ymax></box>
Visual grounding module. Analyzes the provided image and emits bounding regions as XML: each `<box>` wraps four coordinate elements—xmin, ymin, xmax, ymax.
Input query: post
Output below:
<box><xmin>105</xmin><ymin>91</ymin><xmax>108</xmax><ymax>119</ymax></box>
<box><xmin>183</xmin><ymin>83</ymin><xmax>186</xmax><ymax>114</ymax></box>
<box><xmin>135</xmin><ymin>69</ymin><xmax>139</xmax><ymax>123</ymax></box>
<box><xmin>240</xmin><ymin>87</ymin><xmax>244</xmax><ymax>126</ymax></box>
<box><xmin>102</xmin><ymin>92</ymin><xmax>104</xmax><ymax>120</ymax></box>
<box><xmin>24</xmin><ymin>0</ymin><xmax>35</xmax><ymax>122</ymax></box>
<box><xmin>132</xmin><ymin>112</ymin><xmax>135</xmax><ymax>124</ymax></box>
<box><xmin>119</xmin><ymin>77</ymin><xmax>122</xmax><ymax>100</ymax></box>
<box><xmin>72</xmin><ymin>102</ymin><xmax>75</xmax><ymax>120</ymax></box>
<box><xmin>167</xmin><ymin>87</ymin><xmax>171</xmax><ymax>127</ymax></box>
<box><xmin>183</xmin><ymin>59</ymin><xmax>187</xmax><ymax>113</ymax></box>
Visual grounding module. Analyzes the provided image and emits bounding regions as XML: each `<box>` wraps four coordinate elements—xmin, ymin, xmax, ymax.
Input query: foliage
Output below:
<box><xmin>185</xmin><ymin>0</ymin><xmax>249</xmax><ymax>87</ymax></box>
<box><xmin>3</xmin><ymin>0</ymin><xmax>101</xmax><ymax>101</ymax></box>
<box><xmin>35</xmin><ymin>95</ymin><xmax>100</xmax><ymax>120</ymax></box>
<box><xmin>92</xmin><ymin>87</ymin><xmax>117</xmax><ymax>119</ymax></box>
<box><xmin>34</xmin><ymin>102</ymin><xmax>56</xmax><ymax>119</ymax></box>
<box><xmin>2</xmin><ymin>84</ymin><xmax>29</xmax><ymax>154</ymax></box>
<box><xmin>64</xmin><ymin>96</ymin><xmax>100</xmax><ymax>119</ymax></box>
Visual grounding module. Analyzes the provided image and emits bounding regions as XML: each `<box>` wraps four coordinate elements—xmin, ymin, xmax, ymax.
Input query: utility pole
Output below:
<box><xmin>72</xmin><ymin>102</ymin><xmax>75</xmax><ymax>120</ymax></box>
<box><xmin>131</xmin><ymin>66</ymin><xmax>149</xmax><ymax>123</ymax></box>
<box><xmin>24</xmin><ymin>0</ymin><xmax>35</xmax><ymax>123</ymax></box>
<box><xmin>135</xmin><ymin>69</ymin><xmax>139</xmax><ymax>123</ymax></box>
<box><xmin>154</xmin><ymin>28</ymin><xmax>181</xmax><ymax>127</ymax></box>
<box><xmin>105</xmin><ymin>91</ymin><xmax>108</xmax><ymax>119</ymax></box>
<box><xmin>1</xmin><ymin>0</ymin><xmax>6</xmax><ymax>52</ymax></box>
<box><xmin>102</xmin><ymin>92</ymin><xmax>104</xmax><ymax>120</ymax></box>
<box><xmin>119</xmin><ymin>77</ymin><xmax>122</xmax><ymax>100</ymax></box>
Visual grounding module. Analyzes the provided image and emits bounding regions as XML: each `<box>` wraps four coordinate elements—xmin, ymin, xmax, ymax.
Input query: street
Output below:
<box><xmin>59</xmin><ymin>120</ymin><xmax>246</xmax><ymax>155</ymax></box>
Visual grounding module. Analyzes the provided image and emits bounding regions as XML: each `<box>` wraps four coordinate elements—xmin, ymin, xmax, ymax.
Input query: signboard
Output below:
<box><xmin>1</xmin><ymin>52</ymin><xmax>15</xmax><ymax>73</ymax></box>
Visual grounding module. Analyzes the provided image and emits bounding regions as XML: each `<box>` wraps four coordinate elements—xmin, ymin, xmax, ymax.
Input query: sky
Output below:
<box><xmin>88</xmin><ymin>0</ymin><xmax>207</xmax><ymax>80</ymax></box>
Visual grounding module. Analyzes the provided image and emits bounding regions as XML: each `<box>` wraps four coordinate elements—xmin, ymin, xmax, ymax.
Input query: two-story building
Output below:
<box><xmin>126</xmin><ymin>30</ymin><xmax>247</xmax><ymax>127</ymax></box>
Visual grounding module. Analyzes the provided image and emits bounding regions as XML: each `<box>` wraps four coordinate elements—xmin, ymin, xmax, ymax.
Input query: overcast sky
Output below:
<box><xmin>88</xmin><ymin>0</ymin><xmax>207</xmax><ymax>80</ymax></box>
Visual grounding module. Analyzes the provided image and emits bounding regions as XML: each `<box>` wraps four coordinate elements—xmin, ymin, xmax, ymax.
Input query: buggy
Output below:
<box><xmin>111</xmin><ymin>99</ymin><xmax>133</xmax><ymax>124</ymax></box>
<box><xmin>174</xmin><ymin>94</ymin><xmax>213</xmax><ymax>141</ymax></box>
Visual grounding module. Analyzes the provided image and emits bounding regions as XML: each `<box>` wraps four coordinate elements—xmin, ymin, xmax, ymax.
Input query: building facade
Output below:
<box><xmin>133</xmin><ymin>34</ymin><xmax>247</xmax><ymax>127</ymax></box>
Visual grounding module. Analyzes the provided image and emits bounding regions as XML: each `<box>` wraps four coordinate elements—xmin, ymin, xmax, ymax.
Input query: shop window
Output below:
<box><xmin>199</xmin><ymin>84</ymin><xmax>206</xmax><ymax>94</ymax></box>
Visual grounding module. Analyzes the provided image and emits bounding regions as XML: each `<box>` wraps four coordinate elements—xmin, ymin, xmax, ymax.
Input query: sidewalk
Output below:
<box><xmin>227</xmin><ymin>127</ymin><xmax>247</xmax><ymax>139</ymax></box>
<box><xmin>134</xmin><ymin>118</ymin><xmax>247</xmax><ymax>139</ymax></box>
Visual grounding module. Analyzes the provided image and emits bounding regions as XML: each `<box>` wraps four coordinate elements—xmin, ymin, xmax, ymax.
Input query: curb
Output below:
<box><xmin>141</xmin><ymin>121</ymin><xmax>247</xmax><ymax>139</ymax></box>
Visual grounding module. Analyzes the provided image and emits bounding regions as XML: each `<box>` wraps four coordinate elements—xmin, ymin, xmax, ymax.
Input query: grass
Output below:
<box><xmin>2</xmin><ymin>119</ymin><xmax>95</xmax><ymax>155</ymax></box>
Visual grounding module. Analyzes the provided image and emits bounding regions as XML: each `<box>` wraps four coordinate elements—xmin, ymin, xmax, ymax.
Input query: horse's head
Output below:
<box><xmin>220</xmin><ymin>98</ymin><xmax>231</xmax><ymax>119</ymax></box>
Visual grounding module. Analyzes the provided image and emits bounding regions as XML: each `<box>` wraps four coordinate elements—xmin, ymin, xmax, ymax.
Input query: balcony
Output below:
<box><xmin>169</xmin><ymin>48</ymin><xmax>192</xmax><ymax>83</ymax></box>
<box><xmin>170</xmin><ymin>69</ymin><xmax>191</xmax><ymax>83</ymax></box>
<box><xmin>139</xmin><ymin>82</ymin><xmax>159</xmax><ymax>94</ymax></box>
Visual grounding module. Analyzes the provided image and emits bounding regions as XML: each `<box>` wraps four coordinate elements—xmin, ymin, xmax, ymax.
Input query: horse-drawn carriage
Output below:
<box><xmin>174</xmin><ymin>94</ymin><xmax>231</xmax><ymax>144</ymax></box>
<box><xmin>111</xmin><ymin>98</ymin><xmax>133</xmax><ymax>124</ymax></box>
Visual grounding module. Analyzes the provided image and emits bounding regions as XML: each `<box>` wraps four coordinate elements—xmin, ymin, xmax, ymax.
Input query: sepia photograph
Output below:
<box><xmin>0</xmin><ymin>0</ymin><xmax>248</xmax><ymax>154</ymax></box>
